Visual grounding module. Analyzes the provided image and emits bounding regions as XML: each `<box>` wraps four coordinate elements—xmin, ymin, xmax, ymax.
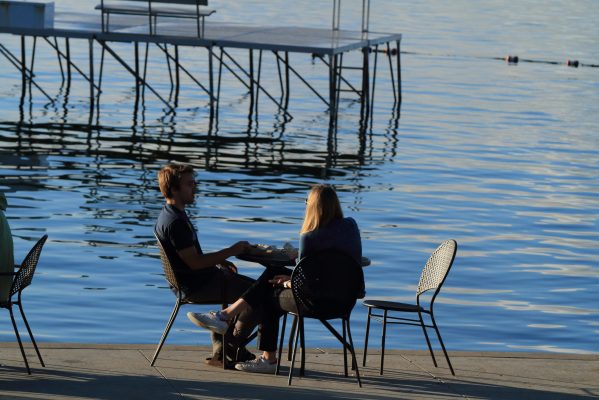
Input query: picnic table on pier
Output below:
<box><xmin>237</xmin><ymin>244</ymin><xmax>371</xmax><ymax>269</ymax></box>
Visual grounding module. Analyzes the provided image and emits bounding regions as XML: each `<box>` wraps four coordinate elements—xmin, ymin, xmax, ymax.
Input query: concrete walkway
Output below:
<box><xmin>0</xmin><ymin>343</ymin><xmax>597</xmax><ymax>399</ymax></box>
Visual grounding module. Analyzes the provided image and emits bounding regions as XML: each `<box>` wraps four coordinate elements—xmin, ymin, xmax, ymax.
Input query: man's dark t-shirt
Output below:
<box><xmin>154</xmin><ymin>204</ymin><xmax>215</xmax><ymax>294</ymax></box>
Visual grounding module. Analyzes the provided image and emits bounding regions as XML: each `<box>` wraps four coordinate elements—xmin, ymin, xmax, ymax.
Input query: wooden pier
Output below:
<box><xmin>0</xmin><ymin>4</ymin><xmax>401</xmax><ymax>127</ymax></box>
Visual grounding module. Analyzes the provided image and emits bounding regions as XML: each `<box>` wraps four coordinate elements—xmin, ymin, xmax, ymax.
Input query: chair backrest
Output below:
<box><xmin>291</xmin><ymin>249</ymin><xmax>364</xmax><ymax>320</ymax></box>
<box><xmin>154</xmin><ymin>233</ymin><xmax>181</xmax><ymax>291</ymax></box>
<box><xmin>10</xmin><ymin>235</ymin><xmax>48</xmax><ymax>298</ymax></box>
<box><xmin>416</xmin><ymin>239</ymin><xmax>457</xmax><ymax>300</ymax></box>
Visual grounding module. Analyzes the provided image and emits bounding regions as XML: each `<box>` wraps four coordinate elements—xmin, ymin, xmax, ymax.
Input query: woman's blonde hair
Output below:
<box><xmin>300</xmin><ymin>184</ymin><xmax>343</xmax><ymax>234</ymax></box>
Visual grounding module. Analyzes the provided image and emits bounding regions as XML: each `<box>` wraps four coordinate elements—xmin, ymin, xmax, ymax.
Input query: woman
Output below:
<box><xmin>187</xmin><ymin>184</ymin><xmax>362</xmax><ymax>373</ymax></box>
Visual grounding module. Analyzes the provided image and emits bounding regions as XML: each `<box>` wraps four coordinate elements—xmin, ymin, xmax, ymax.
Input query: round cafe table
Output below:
<box><xmin>236</xmin><ymin>251</ymin><xmax>295</xmax><ymax>269</ymax></box>
<box><xmin>237</xmin><ymin>247</ymin><xmax>370</xmax><ymax>269</ymax></box>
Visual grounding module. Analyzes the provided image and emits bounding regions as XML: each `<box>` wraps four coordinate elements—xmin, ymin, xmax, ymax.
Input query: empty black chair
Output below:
<box><xmin>362</xmin><ymin>239</ymin><xmax>457</xmax><ymax>375</ymax></box>
<box><xmin>0</xmin><ymin>234</ymin><xmax>48</xmax><ymax>374</ymax></box>
<box><xmin>276</xmin><ymin>249</ymin><xmax>364</xmax><ymax>387</ymax></box>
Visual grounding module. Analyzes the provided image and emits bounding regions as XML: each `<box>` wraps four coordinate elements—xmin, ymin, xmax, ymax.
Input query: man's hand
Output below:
<box><xmin>229</xmin><ymin>241</ymin><xmax>251</xmax><ymax>256</ymax></box>
<box><xmin>218</xmin><ymin>260</ymin><xmax>238</xmax><ymax>274</ymax></box>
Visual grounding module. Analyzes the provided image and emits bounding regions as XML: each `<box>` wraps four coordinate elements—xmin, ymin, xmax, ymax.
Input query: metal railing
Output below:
<box><xmin>332</xmin><ymin>0</ymin><xmax>371</xmax><ymax>32</ymax></box>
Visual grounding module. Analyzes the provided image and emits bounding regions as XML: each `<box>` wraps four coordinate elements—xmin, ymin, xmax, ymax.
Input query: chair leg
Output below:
<box><xmin>362</xmin><ymin>307</ymin><xmax>372</xmax><ymax>367</ymax></box>
<box><xmin>321</xmin><ymin>319</ymin><xmax>362</xmax><ymax>388</ymax></box>
<box><xmin>9</xmin><ymin>307</ymin><xmax>31</xmax><ymax>374</ymax></box>
<box><xmin>276</xmin><ymin>313</ymin><xmax>288</xmax><ymax>375</ymax></box>
<box><xmin>288</xmin><ymin>316</ymin><xmax>300</xmax><ymax>386</ymax></box>
<box><xmin>342</xmin><ymin>318</ymin><xmax>348</xmax><ymax>376</ymax></box>
<box><xmin>418</xmin><ymin>311</ymin><xmax>438</xmax><ymax>368</ymax></box>
<box><xmin>430</xmin><ymin>312</ymin><xmax>455</xmax><ymax>376</ymax></box>
<box><xmin>348</xmin><ymin>319</ymin><xmax>357</xmax><ymax>371</ymax></box>
<box><xmin>287</xmin><ymin>314</ymin><xmax>297</xmax><ymax>361</ymax></box>
<box><xmin>17</xmin><ymin>302</ymin><xmax>45</xmax><ymax>367</ymax></box>
<box><xmin>150</xmin><ymin>300</ymin><xmax>181</xmax><ymax>366</ymax></box>
<box><xmin>223</xmin><ymin>316</ymin><xmax>237</xmax><ymax>370</ymax></box>
<box><xmin>380</xmin><ymin>309</ymin><xmax>387</xmax><ymax>375</ymax></box>
<box><xmin>345</xmin><ymin>318</ymin><xmax>362</xmax><ymax>388</ymax></box>
<box><xmin>299</xmin><ymin>317</ymin><xmax>306</xmax><ymax>377</ymax></box>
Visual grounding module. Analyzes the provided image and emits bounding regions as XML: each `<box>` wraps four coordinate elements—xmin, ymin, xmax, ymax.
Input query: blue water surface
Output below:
<box><xmin>0</xmin><ymin>0</ymin><xmax>598</xmax><ymax>354</ymax></box>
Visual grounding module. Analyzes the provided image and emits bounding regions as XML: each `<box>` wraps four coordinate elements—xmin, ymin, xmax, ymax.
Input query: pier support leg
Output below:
<box><xmin>29</xmin><ymin>37</ymin><xmax>37</xmax><ymax>99</ymax></box>
<box><xmin>360</xmin><ymin>46</ymin><xmax>370</xmax><ymax>123</ymax></box>
<box><xmin>143</xmin><ymin>42</ymin><xmax>150</xmax><ymax>100</ymax></box>
<box><xmin>249</xmin><ymin>49</ymin><xmax>255</xmax><ymax>119</ymax></box>
<box><xmin>255</xmin><ymin>50</ymin><xmax>262</xmax><ymax>120</ymax></box>
<box><xmin>20</xmin><ymin>36</ymin><xmax>26</xmax><ymax>89</ymax></box>
<box><xmin>165</xmin><ymin>44</ymin><xmax>174</xmax><ymax>89</ymax></box>
<box><xmin>216</xmin><ymin>47</ymin><xmax>223</xmax><ymax>122</ymax></box>
<box><xmin>274</xmin><ymin>50</ymin><xmax>291</xmax><ymax>118</ymax></box>
<box><xmin>284</xmin><ymin>52</ymin><xmax>290</xmax><ymax>110</ymax></box>
<box><xmin>30</xmin><ymin>37</ymin><xmax>37</xmax><ymax>71</ymax></box>
<box><xmin>134</xmin><ymin>42</ymin><xmax>140</xmax><ymax>95</ymax></box>
<box><xmin>336</xmin><ymin>53</ymin><xmax>343</xmax><ymax>112</ymax></box>
<box><xmin>54</xmin><ymin>37</ymin><xmax>65</xmax><ymax>83</ymax></box>
<box><xmin>396</xmin><ymin>39</ymin><xmax>402</xmax><ymax>110</ymax></box>
<box><xmin>89</xmin><ymin>38</ymin><xmax>95</xmax><ymax>122</ymax></box>
<box><xmin>174</xmin><ymin>45</ymin><xmax>180</xmax><ymax>88</ymax></box>
<box><xmin>97</xmin><ymin>45</ymin><xmax>106</xmax><ymax>122</ymax></box>
<box><xmin>208</xmin><ymin>46</ymin><xmax>215</xmax><ymax>121</ymax></box>
<box><xmin>134</xmin><ymin>41</ymin><xmax>141</xmax><ymax>117</ymax></box>
<box><xmin>66</xmin><ymin>38</ymin><xmax>71</xmax><ymax>82</ymax></box>
<box><xmin>174</xmin><ymin>45</ymin><xmax>180</xmax><ymax>108</ymax></box>
<box><xmin>370</xmin><ymin>45</ymin><xmax>379</xmax><ymax>128</ymax></box>
<box><xmin>328</xmin><ymin>53</ymin><xmax>338</xmax><ymax>127</ymax></box>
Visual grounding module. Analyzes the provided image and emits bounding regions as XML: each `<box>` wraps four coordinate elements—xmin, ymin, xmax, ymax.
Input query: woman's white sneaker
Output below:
<box><xmin>234</xmin><ymin>356</ymin><xmax>277</xmax><ymax>374</ymax></box>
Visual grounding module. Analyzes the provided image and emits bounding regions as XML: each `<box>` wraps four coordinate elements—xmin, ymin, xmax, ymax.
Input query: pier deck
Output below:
<box><xmin>0</xmin><ymin>343</ymin><xmax>596</xmax><ymax>399</ymax></box>
<box><xmin>0</xmin><ymin>10</ymin><xmax>402</xmax><ymax>124</ymax></box>
<box><xmin>0</xmin><ymin>11</ymin><xmax>401</xmax><ymax>54</ymax></box>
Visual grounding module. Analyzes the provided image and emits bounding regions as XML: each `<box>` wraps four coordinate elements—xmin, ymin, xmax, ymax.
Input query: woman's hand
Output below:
<box><xmin>285</xmin><ymin>248</ymin><xmax>298</xmax><ymax>260</ymax></box>
<box><xmin>269</xmin><ymin>274</ymin><xmax>291</xmax><ymax>287</ymax></box>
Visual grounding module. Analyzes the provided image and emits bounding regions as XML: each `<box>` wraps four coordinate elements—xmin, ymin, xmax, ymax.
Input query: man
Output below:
<box><xmin>154</xmin><ymin>163</ymin><xmax>257</xmax><ymax>366</ymax></box>
<box><xmin>0</xmin><ymin>192</ymin><xmax>14</xmax><ymax>303</ymax></box>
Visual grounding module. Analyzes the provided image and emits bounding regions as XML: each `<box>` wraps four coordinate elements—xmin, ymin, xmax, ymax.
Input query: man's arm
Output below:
<box><xmin>178</xmin><ymin>241</ymin><xmax>249</xmax><ymax>271</ymax></box>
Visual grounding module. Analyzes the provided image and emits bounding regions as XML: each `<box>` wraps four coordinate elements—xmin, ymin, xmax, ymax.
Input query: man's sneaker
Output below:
<box><xmin>204</xmin><ymin>356</ymin><xmax>223</xmax><ymax>368</ymax></box>
<box><xmin>235</xmin><ymin>356</ymin><xmax>277</xmax><ymax>374</ymax></box>
<box><xmin>187</xmin><ymin>311</ymin><xmax>229</xmax><ymax>335</ymax></box>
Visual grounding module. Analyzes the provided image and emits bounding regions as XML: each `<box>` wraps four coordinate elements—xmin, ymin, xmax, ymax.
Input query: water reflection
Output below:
<box><xmin>1</xmin><ymin>109</ymin><xmax>399</xmax><ymax>182</ymax></box>
<box><xmin>1</xmin><ymin>3</ymin><xmax>598</xmax><ymax>353</ymax></box>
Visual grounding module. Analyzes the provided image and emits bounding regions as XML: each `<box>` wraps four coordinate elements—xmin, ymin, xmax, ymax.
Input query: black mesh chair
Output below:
<box><xmin>362</xmin><ymin>239</ymin><xmax>457</xmax><ymax>376</ymax></box>
<box><xmin>276</xmin><ymin>249</ymin><xmax>364</xmax><ymax>387</ymax></box>
<box><xmin>0</xmin><ymin>234</ymin><xmax>48</xmax><ymax>374</ymax></box>
<box><xmin>150</xmin><ymin>233</ymin><xmax>229</xmax><ymax>368</ymax></box>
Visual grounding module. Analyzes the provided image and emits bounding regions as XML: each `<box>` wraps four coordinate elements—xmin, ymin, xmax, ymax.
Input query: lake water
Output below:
<box><xmin>1</xmin><ymin>1</ymin><xmax>598</xmax><ymax>355</ymax></box>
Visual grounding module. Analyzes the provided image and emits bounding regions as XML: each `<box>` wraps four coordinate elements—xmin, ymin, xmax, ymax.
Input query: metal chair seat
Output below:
<box><xmin>362</xmin><ymin>299</ymin><xmax>423</xmax><ymax>313</ymax></box>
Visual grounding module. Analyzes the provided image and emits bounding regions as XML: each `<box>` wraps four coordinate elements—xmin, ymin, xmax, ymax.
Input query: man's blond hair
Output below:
<box><xmin>157</xmin><ymin>163</ymin><xmax>194</xmax><ymax>199</ymax></box>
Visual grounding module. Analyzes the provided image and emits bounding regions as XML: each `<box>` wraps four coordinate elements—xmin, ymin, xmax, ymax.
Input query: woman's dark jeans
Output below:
<box><xmin>240</xmin><ymin>266</ymin><xmax>301</xmax><ymax>352</ymax></box>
